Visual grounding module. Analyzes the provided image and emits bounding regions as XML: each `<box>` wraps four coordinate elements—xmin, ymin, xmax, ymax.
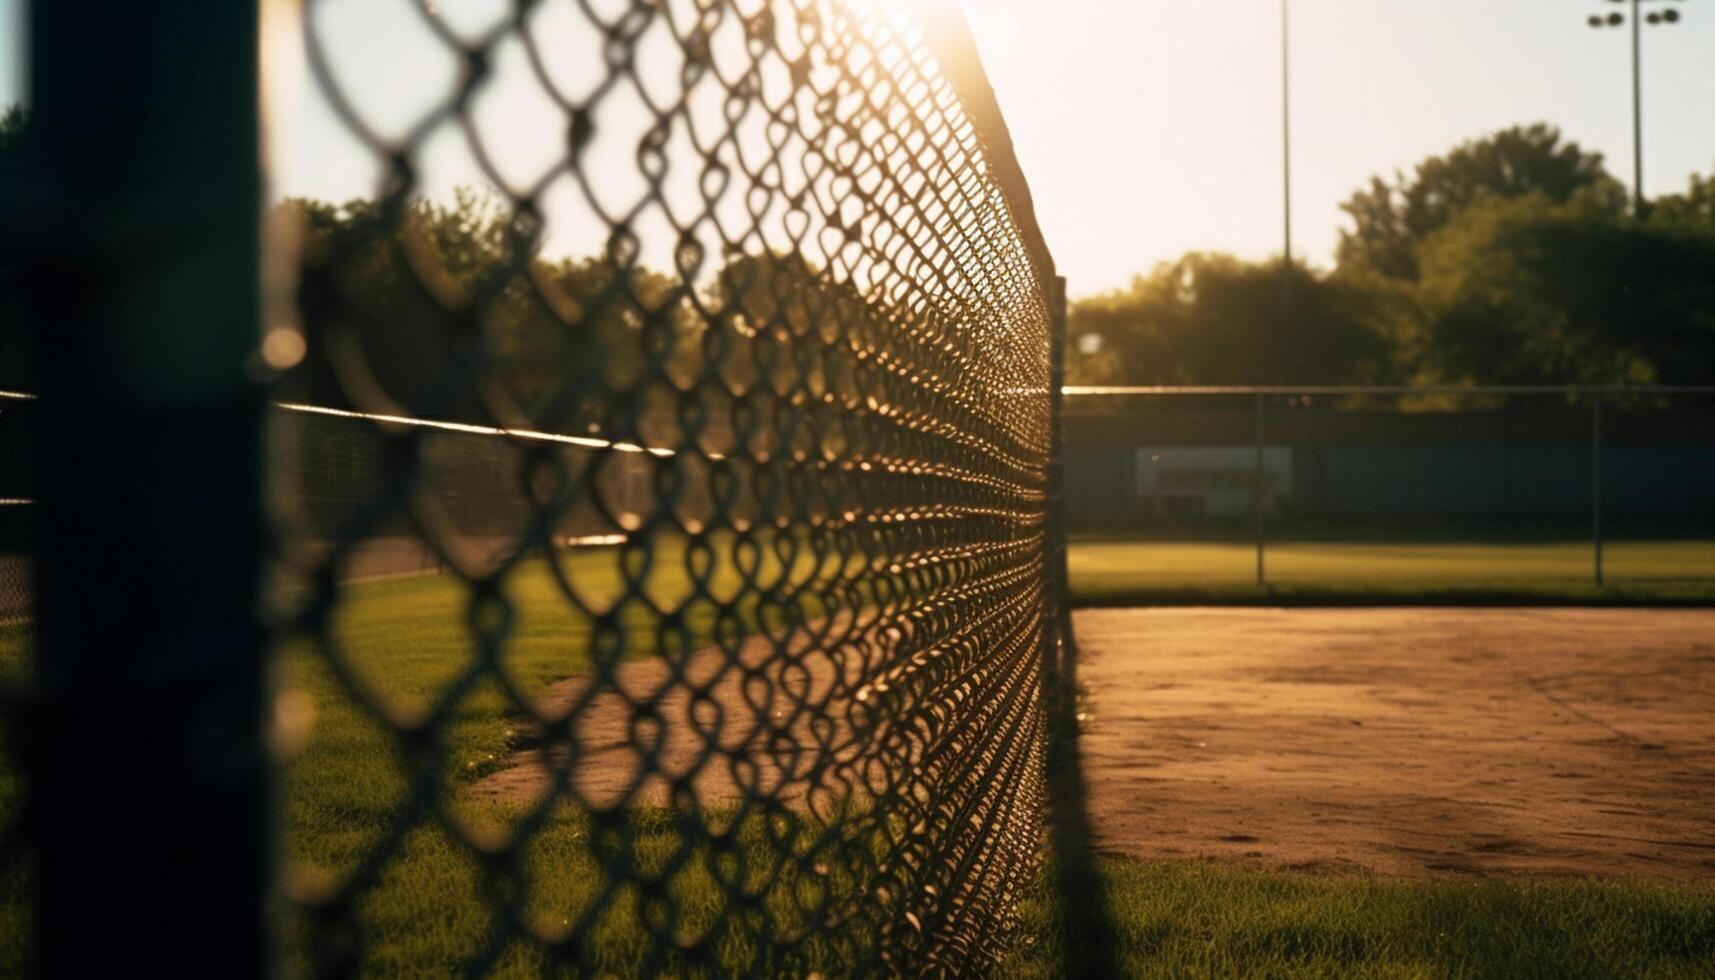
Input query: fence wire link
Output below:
<box><xmin>278</xmin><ymin>0</ymin><xmax>1058</xmax><ymax>973</ymax></box>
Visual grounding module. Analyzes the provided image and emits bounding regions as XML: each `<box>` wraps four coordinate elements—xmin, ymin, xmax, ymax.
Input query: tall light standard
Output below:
<box><xmin>1277</xmin><ymin>0</ymin><xmax>1293</xmax><ymax>382</ymax></box>
<box><xmin>1588</xmin><ymin>0</ymin><xmax>1690</xmax><ymax>214</ymax></box>
<box><xmin>1281</xmin><ymin>0</ymin><xmax>1292</xmax><ymax>269</ymax></box>
<box><xmin>1258</xmin><ymin>0</ymin><xmax>1293</xmax><ymax>585</ymax></box>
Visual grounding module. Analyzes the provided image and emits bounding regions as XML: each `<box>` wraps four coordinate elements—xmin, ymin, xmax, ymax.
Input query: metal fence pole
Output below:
<box><xmin>1254</xmin><ymin>392</ymin><xmax>1266</xmax><ymax>586</ymax></box>
<box><xmin>22</xmin><ymin>5</ymin><xmax>267</xmax><ymax>974</ymax></box>
<box><xmin>1046</xmin><ymin>276</ymin><xmax>1074</xmax><ymax>717</ymax></box>
<box><xmin>1041</xmin><ymin>273</ymin><xmax>1121</xmax><ymax>980</ymax></box>
<box><xmin>1593</xmin><ymin>394</ymin><xmax>1605</xmax><ymax>586</ymax></box>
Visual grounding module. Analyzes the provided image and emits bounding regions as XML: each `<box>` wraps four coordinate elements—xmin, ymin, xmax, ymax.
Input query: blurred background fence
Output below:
<box><xmin>1064</xmin><ymin>386</ymin><xmax>1715</xmax><ymax>595</ymax></box>
<box><xmin>276</xmin><ymin>402</ymin><xmax>645</xmax><ymax>581</ymax></box>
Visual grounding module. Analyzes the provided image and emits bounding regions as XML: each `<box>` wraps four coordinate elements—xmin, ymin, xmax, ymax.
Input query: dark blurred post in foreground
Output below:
<box><xmin>20</xmin><ymin>4</ymin><xmax>268</xmax><ymax>974</ymax></box>
<box><xmin>1047</xmin><ymin>276</ymin><xmax>1075</xmax><ymax>718</ymax></box>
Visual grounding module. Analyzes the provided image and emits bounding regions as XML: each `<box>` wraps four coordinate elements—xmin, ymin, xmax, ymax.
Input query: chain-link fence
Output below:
<box><xmin>268</xmin><ymin>0</ymin><xmax>1065</xmax><ymax>974</ymax></box>
<box><xmin>1064</xmin><ymin>385</ymin><xmax>1715</xmax><ymax>596</ymax></box>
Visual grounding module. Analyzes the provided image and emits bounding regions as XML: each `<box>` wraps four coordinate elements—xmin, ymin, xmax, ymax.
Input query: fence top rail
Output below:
<box><xmin>275</xmin><ymin>402</ymin><xmax>691</xmax><ymax>457</ymax></box>
<box><xmin>13</xmin><ymin>385</ymin><xmax>1715</xmax><ymax>404</ymax></box>
<box><xmin>1065</xmin><ymin>385</ymin><xmax>1715</xmax><ymax>397</ymax></box>
<box><xmin>14</xmin><ymin>386</ymin><xmax>1715</xmax><ymax>403</ymax></box>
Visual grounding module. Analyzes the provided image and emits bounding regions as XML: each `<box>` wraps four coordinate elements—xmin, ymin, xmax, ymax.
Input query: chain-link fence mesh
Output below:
<box><xmin>273</xmin><ymin>0</ymin><xmax>1061</xmax><ymax>973</ymax></box>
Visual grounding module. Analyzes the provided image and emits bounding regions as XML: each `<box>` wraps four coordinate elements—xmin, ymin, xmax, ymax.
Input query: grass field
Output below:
<box><xmin>1014</xmin><ymin>861</ymin><xmax>1715</xmax><ymax>979</ymax></box>
<box><xmin>4</xmin><ymin>538</ymin><xmax>1715</xmax><ymax>974</ymax></box>
<box><xmin>271</xmin><ymin>539</ymin><xmax>880</xmax><ymax>974</ymax></box>
<box><xmin>176</xmin><ymin>553</ymin><xmax>1715</xmax><ymax>974</ymax></box>
<box><xmin>0</xmin><ymin>542</ymin><xmax>889</xmax><ymax>974</ymax></box>
<box><xmin>1070</xmin><ymin>538</ymin><xmax>1715</xmax><ymax>605</ymax></box>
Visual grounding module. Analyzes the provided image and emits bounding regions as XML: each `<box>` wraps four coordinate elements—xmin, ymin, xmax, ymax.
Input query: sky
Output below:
<box><xmin>965</xmin><ymin>0</ymin><xmax>1715</xmax><ymax>295</ymax></box>
<box><xmin>2</xmin><ymin>0</ymin><xmax>1711</xmax><ymax>298</ymax></box>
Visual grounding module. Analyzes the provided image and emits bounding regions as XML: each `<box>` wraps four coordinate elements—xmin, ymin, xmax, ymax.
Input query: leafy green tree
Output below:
<box><xmin>1337</xmin><ymin>124</ymin><xmax>1623</xmax><ymax>281</ymax></box>
<box><xmin>282</xmin><ymin>191</ymin><xmax>698</xmax><ymax>428</ymax></box>
<box><xmin>1416</xmin><ymin>193</ymin><xmax>1715</xmax><ymax>385</ymax></box>
<box><xmin>1647</xmin><ymin>167</ymin><xmax>1715</xmax><ymax>236</ymax></box>
<box><xmin>1067</xmin><ymin>255</ymin><xmax>1397</xmax><ymax>386</ymax></box>
<box><xmin>0</xmin><ymin>105</ymin><xmax>24</xmax><ymax>164</ymax></box>
<box><xmin>1070</xmin><ymin>132</ymin><xmax>1715</xmax><ymax>390</ymax></box>
<box><xmin>285</xmin><ymin>192</ymin><xmax>510</xmax><ymax>419</ymax></box>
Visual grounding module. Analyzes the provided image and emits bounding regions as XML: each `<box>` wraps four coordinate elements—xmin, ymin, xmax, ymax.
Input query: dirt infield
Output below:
<box><xmin>1074</xmin><ymin>607</ymin><xmax>1715</xmax><ymax>881</ymax></box>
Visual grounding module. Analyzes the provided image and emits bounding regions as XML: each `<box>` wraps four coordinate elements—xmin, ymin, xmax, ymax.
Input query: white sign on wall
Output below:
<box><xmin>1135</xmin><ymin>447</ymin><xmax>1293</xmax><ymax>519</ymax></box>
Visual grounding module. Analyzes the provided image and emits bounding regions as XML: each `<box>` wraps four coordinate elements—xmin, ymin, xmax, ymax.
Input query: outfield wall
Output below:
<box><xmin>1065</xmin><ymin>406</ymin><xmax>1715</xmax><ymax>531</ymax></box>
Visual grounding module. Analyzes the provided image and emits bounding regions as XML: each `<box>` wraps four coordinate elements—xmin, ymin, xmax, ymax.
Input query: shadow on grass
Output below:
<box><xmin>1042</xmin><ymin>699</ymin><xmax>1123</xmax><ymax>978</ymax></box>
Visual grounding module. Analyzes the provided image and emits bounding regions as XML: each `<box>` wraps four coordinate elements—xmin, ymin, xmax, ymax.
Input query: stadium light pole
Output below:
<box><xmin>1280</xmin><ymin>0</ymin><xmax>1293</xmax><ymax>271</ymax></box>
<box><xmin>1279</xmin><ymin>0</ymin><xmax>1295</xmax><ymax>365</ymax></box>
<box><xmin>1587</xmin><ymin>0</ymin><xmax>1690</xmax><ymax>214</ymax></box>
<box><xmin>1259</xmin><ymin>0</ymin><xmax>1294</xmax><ymax>586</ymax></box>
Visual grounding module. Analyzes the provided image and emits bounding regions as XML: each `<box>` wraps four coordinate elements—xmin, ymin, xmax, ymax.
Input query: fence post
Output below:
<box><xmin>1041</xmin><ymin>273</ymin><xmax>1121</xmax><ymax>978</ymax></box>
<box><xmin>1046</xmin><ymin>276</ymin><xmax>1075</xmax><ymax>720</ymax></box>
<box><xmin>1592</xmin><ymin>393</ymin><xmax>1605</xmax><ymax>586</ymax></box>
<box><xmin>21</xmin><ymin>5</ymin><xmax>268</xmax><ymax>975</ymax></box>
<box><xmin>1254</xmin><ymin>392</ymin><xmax>1267</xmax><ymax>586</ymax></box>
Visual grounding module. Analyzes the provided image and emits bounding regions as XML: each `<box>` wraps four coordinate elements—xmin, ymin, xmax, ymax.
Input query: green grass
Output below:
<box><xmin>1013</xmin><ymin>860</ymin><xmax>1715</xmax><ymax>979</ymax></box>
<box><xmin>1070</xmin><ymin>538</ymin><xmax>1715</xmax><ymax>606</ymax></box>
<box><xmin>275</xmin><ymin>534</ymin><xmax>886</xmax><ymax>974</ymax></box>
<box><xmin>286</xmin><ymin>529</ymin><xmax>858</xmax><ymax>783</ymax></box>
<box><xmin>0</xmin><ymin>536</ymin><xmax>894</xmax><ymax>975</ymax></box>
<box><xmin>6</xmin><ymin>536</ymin><xmax>1715</xmax><ymax>974</ymax></box>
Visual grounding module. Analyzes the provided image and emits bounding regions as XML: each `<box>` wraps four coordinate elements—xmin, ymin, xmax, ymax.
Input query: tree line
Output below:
<box><xmin>1067</xmin><ymin>123</ymin><xmax>1715</xmax><ymax>388</ymax></box>
<box><xmin>282</xmin><ymin>191</ymin><xmax>880</xmax><ymax>443</ymax></box>
<box><xmin>0</xmin><ymin>104</ymin><xmax>872</xmax><ymax>426</ymax></box>
<box><xmin>6</xmin><ymin>106</ymin><xmax>1713</xmax><ymax>395</ymax></box>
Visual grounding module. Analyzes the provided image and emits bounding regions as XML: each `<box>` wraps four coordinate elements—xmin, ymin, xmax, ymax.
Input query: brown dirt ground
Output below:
<box><xmin>1073</xmin><ymin>607</ymin><xmax>1715</xmax><ymax>881</ymax></box>
<box><xmin>468</xmin><ymin>610</ymin><xmax>888</xmax><ymax>809</ymax></box>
